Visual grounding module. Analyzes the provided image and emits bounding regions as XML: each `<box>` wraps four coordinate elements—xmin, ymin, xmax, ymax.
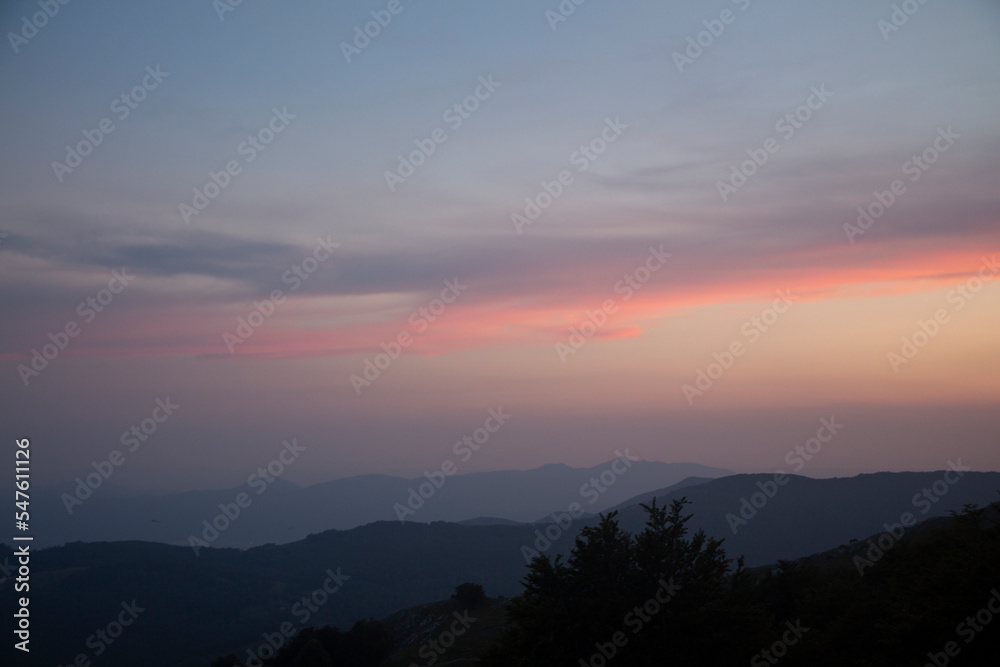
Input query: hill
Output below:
<box><xmin>3</xmin><ymin>470</ymin><xmax>999</xmax><ymax>666</ymax></box>
<box><xmin>20</xmin><ymin>459</ymin><xmax>731</xmax><ymax>548</ymax></box>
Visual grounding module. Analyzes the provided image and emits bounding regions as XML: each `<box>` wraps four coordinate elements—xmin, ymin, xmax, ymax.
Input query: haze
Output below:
<box><xmin>2</xmin><ymin>0</ymin><xmax>999</xmax><ymax>492</ymax></box>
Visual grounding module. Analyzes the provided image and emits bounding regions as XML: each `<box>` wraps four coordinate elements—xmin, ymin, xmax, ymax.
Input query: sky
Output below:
<box><xmin>1</xmin><ymin>0</ymin><xmax>999</xmax><ymax>491</ymax></box>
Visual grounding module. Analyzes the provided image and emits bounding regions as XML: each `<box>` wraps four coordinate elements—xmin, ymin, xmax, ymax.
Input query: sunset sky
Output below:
<box><xmin>2</xmin><ymin>0</ymin><xmax>999</xmax><ymax>490</ymax></box>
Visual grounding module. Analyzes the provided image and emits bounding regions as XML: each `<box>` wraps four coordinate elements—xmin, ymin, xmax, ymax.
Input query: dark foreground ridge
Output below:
<box><xmin>208</xmin><ymin>497</ymin><xmax>1000</xmax><ymax>666</ymax></box>
<box><xmin>2</xmin><ymin>471</ymin><xmax>998</xmax><ymax>666</ymax></box>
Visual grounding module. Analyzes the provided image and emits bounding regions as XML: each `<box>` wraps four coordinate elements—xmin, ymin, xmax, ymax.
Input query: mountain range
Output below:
<box><xmin>23</xmin><ymin>459</ymin><xmax>731</xmax><ymax>548</ymax></box>
<box><xmin>4</xmin><ymin>468</ymin><xmax>999</xmax><ymax>666</ymax></box>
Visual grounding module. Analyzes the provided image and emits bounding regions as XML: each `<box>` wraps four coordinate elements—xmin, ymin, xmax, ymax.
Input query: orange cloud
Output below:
<box><xmin>15</xmin><ymin>233</ymin><xmax>995</xmax><ymax>363</ymax></box>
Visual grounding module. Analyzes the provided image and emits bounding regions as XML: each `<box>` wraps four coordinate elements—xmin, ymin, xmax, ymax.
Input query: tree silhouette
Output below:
<box><xmin>483</xmin><ymin>498</ymin><xmax>767</xmax><ymax>665</ymax></box>
<box><xmin>452</xmin><ymin>582</ymin><xmax>486</xmax><ymax>608</ymax></box>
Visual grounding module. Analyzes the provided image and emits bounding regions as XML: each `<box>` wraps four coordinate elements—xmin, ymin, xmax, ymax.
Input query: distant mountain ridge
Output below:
<box><xmin>606</xmin><ymin>475</ymin><xmax>717</xmax><ymax>512</ymax></box>
<box><xmin>25</xmin><ymin>458</ymin><xmax>731</xmax><ymax>548</ymax></box>
<box><xmin>5</xmin><ymin>470</ymin><xmax>1000</xmax><ymax>666</ymax></box>
<box><xmin>607</xmin><ymin>469</ymin><xmax>1000</xmax><ymax>566</ymax></box>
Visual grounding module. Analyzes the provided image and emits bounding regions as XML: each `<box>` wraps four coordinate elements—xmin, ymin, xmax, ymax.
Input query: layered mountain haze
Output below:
<box><xmin>4</xmin><ymin>470</ymin><xmax>999</xmax><ymax>667</ymax></box>
<box><xmin>604</xmin><ymin>469</ymin><xmax>1000</xmax><ymax>566</ymax></box>
<box><xmin>3</xmin><ymin>0</ymin><xmax>999</xmax><ymax>664</ymax></box>
<box><xmin>27</xmin><ymin>459</ymin><xmax>730</xmax><ymax>548</ymax></box>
